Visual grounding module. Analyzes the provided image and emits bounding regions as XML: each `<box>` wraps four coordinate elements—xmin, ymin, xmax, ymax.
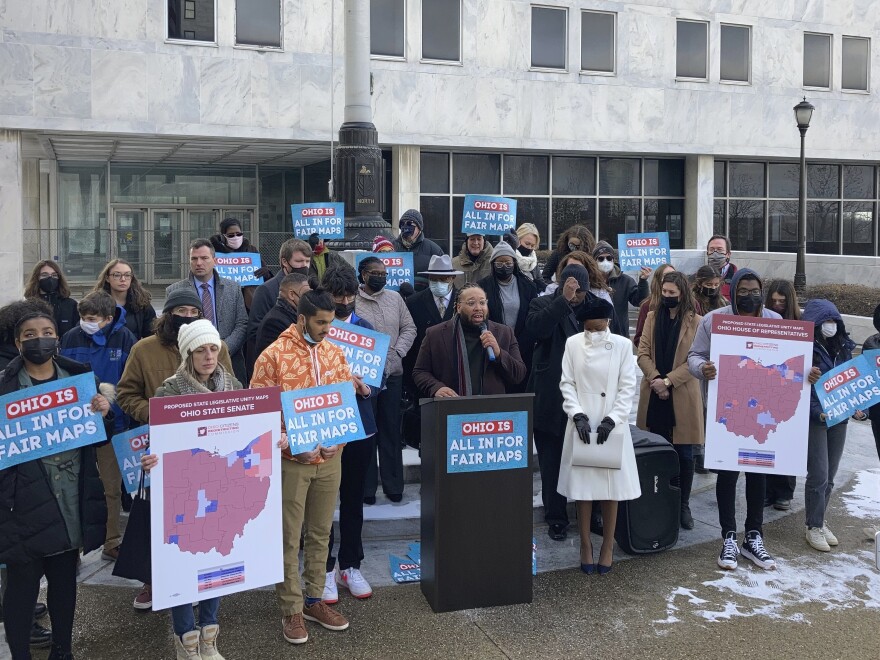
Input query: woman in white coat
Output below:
<box><xmin>559</xmin><ymin>298</ymin><xmax>641</xmax><ymax>574</ymax></box>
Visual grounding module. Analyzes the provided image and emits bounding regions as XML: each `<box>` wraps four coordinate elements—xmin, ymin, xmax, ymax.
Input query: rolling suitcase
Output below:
<box><xmin>614</xmin><ymin>426</ymin><xmax>681</xmax><ymax>555</ymax></box>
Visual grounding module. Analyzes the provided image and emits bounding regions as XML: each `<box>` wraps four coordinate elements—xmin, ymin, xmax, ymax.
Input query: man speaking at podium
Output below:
<box><xmin>412</xmin><ymin>283</ymin><xmax>526</xmax><ymax>398</ymax></box>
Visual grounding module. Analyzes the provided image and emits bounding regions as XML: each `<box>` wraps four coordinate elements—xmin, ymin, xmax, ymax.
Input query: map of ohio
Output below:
<box><xmin>163</xmin><ymin>431</ymin><xmax>273</xmax><ymax>556</ymax></box>
<box><xmin>716</xmin><ymin>355</ymin><xmax>805</xmax><ymax>443</ymax></box>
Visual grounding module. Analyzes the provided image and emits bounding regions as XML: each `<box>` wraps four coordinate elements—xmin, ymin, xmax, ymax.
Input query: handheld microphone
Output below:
<box><xmin>479</xmin><ymin>323</ymin><xmax>496</xmax><ymax>361</ymax></box>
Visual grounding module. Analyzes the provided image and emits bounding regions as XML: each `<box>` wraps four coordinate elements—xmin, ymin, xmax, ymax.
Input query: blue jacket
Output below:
<box><xmin>60</xmin><ymin>307</ymin><xmax>138</xmax><ymax>432</ymax></box>
<box><xmin>802</xmin><ymin>299</ymin><xmax>855</xmax><ymax>424</ymax></box>
<box><xmin>350</xmin><ymin>313</ymin><xmax>380</xmax><ymax>436</ymax></box>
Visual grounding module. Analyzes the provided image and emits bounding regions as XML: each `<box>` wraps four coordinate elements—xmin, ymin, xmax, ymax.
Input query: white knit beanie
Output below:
<box><xmin>176</xmin><ymin>319</ymin><xmax>221</xmax><ymax>360</ymax></box>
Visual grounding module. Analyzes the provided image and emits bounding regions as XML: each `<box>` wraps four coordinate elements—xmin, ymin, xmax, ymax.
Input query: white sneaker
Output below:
<box><xmin>806</xmin><ymin>527</ymin><xmax>830</xmax><ymax>552</ymax></box>
<box><xmin>337</xmin><ymin>567</ymin><xmax>373</xmax><ymax>599</ymax></box>
<box><xmin>821</xmin><ymin>522</ymin><xmax>839</xmax><ymax>546</ymax></box>
<box><xmin>322</xmin><ymin>570</ymin><xmax>339</xmax><ymax>604</ymax></box>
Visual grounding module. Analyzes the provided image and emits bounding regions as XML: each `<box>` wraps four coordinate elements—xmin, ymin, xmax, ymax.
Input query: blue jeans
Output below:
<box><xmin>805</xmin><ymin>422</ymin><xmax>847</xmax><ymax>529</ymax></box>
<box><xmin>170</xmin><ymin>597</ymin><xmax>220</xmax><ymax>636</ymax></box>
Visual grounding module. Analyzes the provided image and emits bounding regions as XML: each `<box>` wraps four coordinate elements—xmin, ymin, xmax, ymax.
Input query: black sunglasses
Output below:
<box><xmin>225</xmin><ymin>232</ymin><xmax>243</xmax><ymax>238</ymax></box>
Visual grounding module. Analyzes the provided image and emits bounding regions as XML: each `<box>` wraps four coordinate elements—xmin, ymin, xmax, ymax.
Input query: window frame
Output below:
<box><xmin>233</xmin><ymin>0</ymin><xmax>283</xmax><ymax>51</ymax></box>
<box><xmin>719</xmin><ymin>23</ymin><xmax>751</xmax><ymax>85</ymax></box>
<box><xmin>371</xmin><ymin>0</ymin><xmax>407</xmax><ymax>61</ymax></box>
<box><xmin>841</xmin><ymin>35</ymin><xmax>871</xmax><ymax>93</ymax></box>
<box><xmin>165</xmin><ymin>0</ymin><xmax>218</xmax><ymax>46</ymax></box>
<box><xmin>529</xmin><ymin>4</ymin><xmax>569</xmax><ymax>73</ymax></box>
<box><xmin>579</xmin><ymin>9</ymin><xmax>616</xmax><ymax>76</ymax></box>
<box><xmin>675</xmin><ymin>18</ymin><xmax>710</xmax><ymax>82</ymax></box>
<box><xmin>184</xmin><ymin>0</ymin><xmax>195</xmax><ymax>20</ymax></box>
<box><xmin>803</xmin><ymin>31</ymin><xmax>833</xmax><ymax>90</ymax></box>
<box><xmin>420</xmin><ymin>0</ymin><xmax>463</xmax><ymax>65</ymax></box>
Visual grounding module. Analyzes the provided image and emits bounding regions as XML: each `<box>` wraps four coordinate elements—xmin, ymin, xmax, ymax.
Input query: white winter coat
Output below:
<box><xmin>557</xmin><ymin>328</ymin><xmax>641</xmax><ymax>502</ymax></box>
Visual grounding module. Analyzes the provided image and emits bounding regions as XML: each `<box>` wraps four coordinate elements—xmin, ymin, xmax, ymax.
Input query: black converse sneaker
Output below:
<box><xmin>717</xmin><ymin>531</ymin><xmax>739</xmax><ymax>570</ymax></box>
<box><xmin>741</xmin><ymin>530</ymin><xmax>776</xmax><ymax>569</ymax></box>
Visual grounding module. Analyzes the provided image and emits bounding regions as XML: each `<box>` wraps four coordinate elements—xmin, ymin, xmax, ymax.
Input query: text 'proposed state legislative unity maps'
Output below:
<box><xmin>163</xmin><ymin>431</ymin><xmax>273</xmax><ymax>556</ymax></box>
<box><xmin>715</xmin><ymin>355</ymin><xmax>805</xmax><ymax>443</ymax></box>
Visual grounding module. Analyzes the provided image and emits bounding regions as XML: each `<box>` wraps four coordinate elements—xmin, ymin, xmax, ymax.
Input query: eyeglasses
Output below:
<box><xmin>109</xmin><ymin>273</ymin><xmax>133</xmax><ymax>280</ymax></box>
<box><xmin>568</xmin><ymin>242</ymin><xmax>581</xmax><ymax>249</ymax></box>
<box><xmin>460</xmin><ymin>299</ymin><xmax>488</xmax><ymax>308</ymax></box>
<box><xmin>707</xmin><ymin>248</ymin><xmax>727</xmax><ymax>255</ymax></box>
<box><xmin>596</xmin><ymin>256</ymin><xmax>613</xmax><ymax>262</ymax></box>
<box><xmin>225</xmin><ymin>232</ymin><xmax>243</xmax><ymax>238</ymax></box>
<box><xmin>38</xmin><ymin>272</ymin><xmax>59</xmax><ymax>280</ymax></box>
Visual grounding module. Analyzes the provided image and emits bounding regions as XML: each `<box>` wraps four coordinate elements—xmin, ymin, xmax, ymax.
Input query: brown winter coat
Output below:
<box><xmin>636</xmin><ymin>310</ymin><xmax>705</xmax><ymax>445</ymax></box>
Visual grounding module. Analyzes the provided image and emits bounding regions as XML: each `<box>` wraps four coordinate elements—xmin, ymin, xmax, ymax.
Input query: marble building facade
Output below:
<box><xmin>0</xmin><ymin>0</ymin><xmax>879</xmax><ymax>298</ymax></box>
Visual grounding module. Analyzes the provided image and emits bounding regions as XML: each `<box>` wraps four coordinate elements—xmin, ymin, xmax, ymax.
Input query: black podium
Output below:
<box><xmin>420</xmin><ymin>394</ymin><xmax>534</xmax><ymax>613</ymax></box>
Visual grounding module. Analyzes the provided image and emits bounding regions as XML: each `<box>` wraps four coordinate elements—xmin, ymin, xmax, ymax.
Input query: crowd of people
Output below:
<box><xmin>0</xmin><ymin>210</ymin><xmax>876</xmax><ymax>659</ymax></box>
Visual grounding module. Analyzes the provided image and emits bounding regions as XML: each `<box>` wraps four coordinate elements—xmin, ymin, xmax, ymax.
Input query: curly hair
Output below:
<box><xmin>0</xmin><ymin>298</ymin><xmax>53</xmax><ymax>346</ymax></box>
<box><xmin>692</xmin><ymin>265</ymin><xmax>727</xmax><ymax>313</ymax></box>
<box><xmin>557</xmin><ymin>251</ymin><xmax>612</xmax><ymax>293</ymax></box>
<box><xmin>24</xmin><ymin>260</ymin><xmax>70</xmax><ymax>299</ymax></box>
<box><xmin>555</xmin><ymin>225</ymin><xmax>596</xmax><ymax>256</ymax></box>
<box><xmin>91</xmin><ymin>259</ymin><xmax>153</xmax><ymax>311</ymax></box>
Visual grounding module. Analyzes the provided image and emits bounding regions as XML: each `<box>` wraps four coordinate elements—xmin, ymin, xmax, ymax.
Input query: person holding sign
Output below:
<box><xmin>320</xmin><ymin>267</ymin><xmax>379</xmax><ymax>603</ymax></box>
<box><xmin>559</xmin><ymin>298</ymin><xmax>641</xmax><ymax>575</ymax></box>
<box><xmin>592</xmin><ymin>242</ymin><xmax>649</xmax><ymax>340</ymax></box>
<box><xmin>801</xmin><ymin>300</ymin><xmax>859</xmax><ymax>553</ymax></box>
<box><xmin>392</xmin><ymin>209</ymin><xmax>444</xmax><ymax>291</ymax></box>
<box><xmin>208</xmin><ymin>217</ymin><xmax>272</xmax><ymax>312</ymax></box>
<box><xmin>251</xmin><ymin>287</ymin><xmax>369</xmax><ymax>645</ymax></box>
<box><xmin>0</xmin><ymin>311</ymin><xmax>114</xmax><ymax>660</ymax></box>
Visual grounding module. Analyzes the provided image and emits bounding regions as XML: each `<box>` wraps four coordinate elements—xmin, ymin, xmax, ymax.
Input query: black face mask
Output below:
<box><xmin>335</xmin><ymin>301</ymin><xmax>356</xmax><ymax>319</ymax></box>
<box><xmin>494</xmin><ymin>264</ymin><xmax>515</xmax><ymax>279</ymax></box>
<box><xmin>701</xmin><ymin>287</ymin><xmax>719</xmax><ymax>299</ymax></box>
<box><xmin>171</xmin><ymin>315</ymin><xmax>197</xmax><ymax>333</ymax></box>
<box><xmin>20</xmin><ymin>337</ymin><xmax>58</xmax><ymax>365</ymax></box>
<box><xmin>289</xmin><ymin>266</ymin><xmax>310</xmax><ymax>276</ymax></box>
<box><xmin>736</xmin><ymin>293</ymin><xmax>762</xmax><ymax>313</ymax></box>
<box><xmin>518</xmin><ymin>246</ymin><xmax>533</xmax><ymax>257</ymax></box>
<box><xmin>39</xmin><ymin>277</ymin><xmax>59</xmax><ymax>294</ymax></box>
<box><xmin>661</xmin><ymin>296</ymin><xmax>679</xmax><ymax>308</ymax></box>
<box><xmin>367</xmin><ymin>275</ymin><xmax>387</xmax><ymax>292</ymax></box>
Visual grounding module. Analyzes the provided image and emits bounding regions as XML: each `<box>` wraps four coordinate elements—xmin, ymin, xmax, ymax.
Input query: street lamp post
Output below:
<box><xmin>793</xmin><ymin>97</ymin><xmax>814</xmax><ymax>295</ymax></box>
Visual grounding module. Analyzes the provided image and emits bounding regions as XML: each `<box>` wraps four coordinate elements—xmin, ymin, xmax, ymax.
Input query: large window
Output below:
<box><xmin>531</xmin><ymin>6</ymin><xmax>567</xmax><ymax>70</ymax></box>
<box><xmin>581</xmin><ymin>10</ymin><xmax>615</xmax><ymax>74</ymax></box>
<box><xmin>235</xmin><ymin>0</ymin><xmax>281</xmax><ymax>48</ymax></box>
<box><xmin>804</xmin><ymin>33</ymin><xmax>832</xmax><ymax>88</ymax></box>
<box><xmin>58</xmin><ymin>163</ymin><xmax>109</xmax><ymax>280</ymax></box>
<box><xmin>168</xmin><ymin>0</ymin><xmax>215</xmax><ymax>42</ymax></box>
<box><xmin>422</xmin><ymin>0</ymin><xmax>460</xmax><ymax>62</ymax></box>
<box><xmin>715</xmin><ymin>160</ymin><xmax>878</xmax><ymax>256</ymax></box>
<box><xmin>676</xmin><ymin>20</ymin><xmax>708</xmax><ymax>80</ymax></box>
<box><xmin>720</xmin><ymin>24</ymin><xmax>750</xmax><ymax>83</ymax></box>
<box><xmin>371</xmin><ymin>0</ymin><xmax>405</xmax><ymax>58</ymax></box>
<box><xmin>419</xmin><ymin>153</ymin><xmax>685</xmax><ymax>254</ymax></box>
<box><xmin>842</xmin><ymin>36</ymin><xmax>870</xmax><ymax>91</ymax></box>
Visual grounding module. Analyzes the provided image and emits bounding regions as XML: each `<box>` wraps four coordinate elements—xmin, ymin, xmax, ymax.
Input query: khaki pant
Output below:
<box><xmin>95</xmin><ymin>443</ymin><xmax>122</xmax><ymax>551</ymax></box>
<box><xmin>275</xmin><ymin>452</ymin><xmax>343</xmax><ymax>616</ymax></box>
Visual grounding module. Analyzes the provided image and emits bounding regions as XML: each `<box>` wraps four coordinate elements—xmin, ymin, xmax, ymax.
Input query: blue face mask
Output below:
<box><xmin>303</xmin><ymin>331</ymin><xmax>320</xmax><ymax>345</ymax></box>
<box><xmin>429</xmin><ymin>281</ymin><xmax>451</xmax><ymax>298</ymax></box>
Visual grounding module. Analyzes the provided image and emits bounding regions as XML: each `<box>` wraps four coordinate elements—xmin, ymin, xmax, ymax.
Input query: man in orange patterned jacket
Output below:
<box><xmin>251</xmin><ymin>286</ymin><xmax>371</xmax><ymax>646</ymax></box>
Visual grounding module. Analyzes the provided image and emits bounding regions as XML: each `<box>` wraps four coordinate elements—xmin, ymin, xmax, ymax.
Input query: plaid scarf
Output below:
<box><xmin>453</xmin><ymin>317</ymin><xmax>474</xmax><ymax>397</ymax></box>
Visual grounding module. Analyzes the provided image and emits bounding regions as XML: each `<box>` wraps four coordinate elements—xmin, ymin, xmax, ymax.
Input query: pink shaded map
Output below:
<box><xmin>163</xmin><ymin>431</ymin><xmax>273</xmax><ymax>556</ymax></box>
<box><xmin>716</xmin><ymin>355</ymin><xmax>805</xmax><ymax>443</ymax></box>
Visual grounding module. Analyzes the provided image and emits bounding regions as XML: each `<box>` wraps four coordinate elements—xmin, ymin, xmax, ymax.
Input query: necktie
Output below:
<box><xmin>438</xmin><ymin>299</ymin><xmax>446</xmax><ymax>317</ymax></box>
<box><xmin>201</xmin><ymin>283</ymin><xmax>215</xmax><ymax>325</ymax></box>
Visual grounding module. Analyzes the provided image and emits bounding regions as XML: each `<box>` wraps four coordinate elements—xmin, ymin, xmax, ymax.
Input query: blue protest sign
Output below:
<box><xmin>461</xmin><ymin>195</ymin><xmax>517</xmax><ymax>236</ymax></box>
<box><xmin>617</xmin><ymin>232</ymin><xmax>671</xmax><ymax>271</ymax></box>
<box><xmin>111</xmin><ymin>425</ymin><xmax>150</xmax><ymax>494</ymax></box>
<box><xmin>213</xmin><ymin>253</ymin><xmax>264</xmax><ymax>288</ymax></box>
<box><xmin>389</xmin><ymin>554</ymin><xmax>421</xmax><ymax>583</ymax></box>
<box><xmin>354</xmin><ymin>252</ymin><xmax>414</xmax><ymax>291</ymax></box>
<box><xmin>0</xmin><ymin>373</ymin><xmax>106</xmax><ymax>470</ymax></box>
<box><xmin>532</xmin><ymin>537</ymin><xmax>537</xmax><ymax>576</ymax></box>
<box><xmin>281</xmin><ymin>383</ymin><xmax>366</xmax><ymax>454</ymax></box>
<box><xmin>291</xmin><ymin>202</ymin><xmax>345</xmax><ymax>239</ymax></box>
<box><xmin>326</xmin><ymin>320</ymin><xmax>390</xmax><ymax>388</ymax></box>
<box><xmin>446</xmin><ymin>411</ymin><xmax>529</xmax><ymax>473</ymax></box>
<box><xmin>407</xmin><ymin>542</ymin><xmax>421</xmax><ymax>564</ymax></box>
<box><xmin>814</xmin><ymin>353</ymin><xmax>880</xmax><ymax>427</ymax></box>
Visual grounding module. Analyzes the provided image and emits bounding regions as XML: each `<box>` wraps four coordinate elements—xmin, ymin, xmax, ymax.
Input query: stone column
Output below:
<box><xmin>392</xmin><ymin>145</ymin><xmax>420</xmax><ymax>233</ymax></box>
<box><xmin>0</xmin><ymin>130</ymin><xmax>24</xmax><ymax>305</ymax></box>
<box><xmin>684</xmin><ymin>154</ymin><xmax>715</xmax><ymax>250</ymax></box>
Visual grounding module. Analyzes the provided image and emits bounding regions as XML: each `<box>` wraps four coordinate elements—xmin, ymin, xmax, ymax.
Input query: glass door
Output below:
<box><xmin>187</xmin><ymin>210</ymin><xmax>220</xmax><ymax>247</ymax></box>
<box><xmin>151</xmin><ymin>210</ymin><xmax>184</xmax><ymax>283</ymax></box>
<box><xmin>113</xmin><ymin>209</ymin><xmax>147</xmax><ymax>280</ymax></box>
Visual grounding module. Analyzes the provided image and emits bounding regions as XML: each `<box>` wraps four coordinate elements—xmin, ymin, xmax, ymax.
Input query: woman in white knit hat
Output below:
<box><xmin>515</xmin><ymin>223</ymin><xmax>542</xmax><ymax>285</ymax></box>
<box><xmin>141</xmin><ymin>319</ymin><xmax>287</xmax><ymax>659</ymax></box>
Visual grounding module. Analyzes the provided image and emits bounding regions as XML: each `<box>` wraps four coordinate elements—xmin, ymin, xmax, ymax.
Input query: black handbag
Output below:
<box><xmin>112</xmin><ymin>471</ymin><xmax>151</xmax><ymax>584</ymax></box>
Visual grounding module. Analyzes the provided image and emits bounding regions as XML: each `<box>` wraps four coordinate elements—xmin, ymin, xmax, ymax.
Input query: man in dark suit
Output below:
<box><xmin>413</xmin><ymin>283</ymin><xmax>526</xmax><ymax>398</ymax></box>
<box><xmin>526</xmin><ymin>263</ymin><xmax>592</xmax><ymax>542</ymax></box>
<box><xmin>254</xmin><ymin>273</ymin><xmax>310</xmax><ymax>359</ymax></box>
<box><xmin>166</xmin><ymin>238</ymin><xmax>248</xmax><ymax>382</ymax></box>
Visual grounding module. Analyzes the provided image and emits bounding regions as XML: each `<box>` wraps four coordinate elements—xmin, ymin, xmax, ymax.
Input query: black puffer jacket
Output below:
<box><xmin>393</xmin><ymin>234</ymin><xmax>445</xmax><ymax>291</ymax></box>
<box><xmin>0</xmin><ymin>355</ymin><xmax>112</xmax><ymax>564</ymax></box>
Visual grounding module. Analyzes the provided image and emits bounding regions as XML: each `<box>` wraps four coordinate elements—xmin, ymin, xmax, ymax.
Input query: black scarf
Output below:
<box><xmin>646</xmin><ymin>307</ymin><xmax>680</xmax><ymax>431</ymax></box>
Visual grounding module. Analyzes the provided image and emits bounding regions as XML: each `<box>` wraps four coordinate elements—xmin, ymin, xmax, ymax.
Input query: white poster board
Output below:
<box><xmin>148</xmin><ymin>388</ymin><xmax>283</xmax><ymax>610</ymax></box>
<box><xmin>706</xmin><ymin>315</ymin><xmax>815</xmax><ymax>476</ymax></box>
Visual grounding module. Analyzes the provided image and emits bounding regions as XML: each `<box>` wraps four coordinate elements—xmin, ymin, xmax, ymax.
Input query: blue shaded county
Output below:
<box><xmin>168</xmin><ymin>535</ymin><xmax>179</xmax><ymax>545</ymax></box>
<box><xmin>748</xmin><ymin>398</ymin><xmax>758</xmax><ymax>408</ymax></box>
<box><xmin>175</xmin><ymin>514</ymin><xmax>184</xmax><ymax>523</ymax></box>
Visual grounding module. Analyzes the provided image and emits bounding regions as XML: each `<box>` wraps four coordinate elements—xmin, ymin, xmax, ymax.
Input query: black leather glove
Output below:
<box><xmin>254</xmin><ymin>266</ymin><xmax>273</xmax><ymax>280</ymax></box>
<box><xmin>596</xmin><ymin>417</ymin><xmax>615</xmax><ymax>445</ymax></box>
<box><xmin>573</xmin><ymin>413</ymin><xmax>591</xmax><ymax>444</ymax></box>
